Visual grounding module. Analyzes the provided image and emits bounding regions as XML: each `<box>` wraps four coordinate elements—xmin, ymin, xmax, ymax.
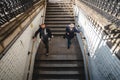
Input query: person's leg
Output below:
<box><xmin>43</xmin><ymin>39</ymin><xmax>49</xmax><ymax>55</ymax></box>
<box><xmin>67</xmin><ymin>38</ymin><xmax>71</xmax><ymax>49</ymax></box>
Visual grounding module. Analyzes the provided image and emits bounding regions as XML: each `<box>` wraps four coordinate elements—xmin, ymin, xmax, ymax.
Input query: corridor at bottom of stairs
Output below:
<box><xmin>32</xmin><ymin>37</ymin><xmax>85</xmax><ymax>80</ymax></box>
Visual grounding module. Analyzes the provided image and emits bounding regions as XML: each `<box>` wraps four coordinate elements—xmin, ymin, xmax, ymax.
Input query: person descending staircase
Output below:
<box><xmin>32</xmin><ymin>2</ymin><xmax>85</xmax><ymax>80</ymax></box>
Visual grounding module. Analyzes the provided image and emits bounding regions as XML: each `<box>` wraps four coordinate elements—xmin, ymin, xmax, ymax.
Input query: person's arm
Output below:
<box><xmin>66</xmin><ymin>26</ymin><xmax>69</xmax><ymax>35</ymax></box>
<box><xmin>74</xmin><ymin>27</ymin><xmax>80</xmax><ymax>33</ymax></box>
<box><xmin>47</xmin><ymin>28</ymin><xmax>52</xmax><ymax>38</ymax></box>
<box><xmin>34</xmin><ymin>28</ymin><xmax>41</xmax><ymax>38</ymax></box>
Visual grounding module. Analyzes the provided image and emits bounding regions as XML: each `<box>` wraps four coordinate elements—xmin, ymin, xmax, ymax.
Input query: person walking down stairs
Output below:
<box><xmin>64</xmin><ymin>23</ymin><xmax>80</xmax><ymax>49</ymax></box>
<box><xmin>33</xmin><ymin>24</ymin><xmax>52</xmax><ymax>56</ymax></box>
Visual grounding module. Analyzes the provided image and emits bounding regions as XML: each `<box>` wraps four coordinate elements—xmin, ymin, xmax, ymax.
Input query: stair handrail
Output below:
<box><xmin>74</xmin><ymin>0</ymin><xmax>91</xmax><ymax>80</ymax></box>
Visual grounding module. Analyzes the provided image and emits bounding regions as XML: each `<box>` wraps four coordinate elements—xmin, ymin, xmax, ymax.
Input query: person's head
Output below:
<box><xmin>40</xmin><ymin>24</ymin><xmax>46</xmax><ymax>29</ymax></box>
<box><xmin>69</xmin><ymin>23</ymin><xmax>74</xmax><ymax>28</ymax></box>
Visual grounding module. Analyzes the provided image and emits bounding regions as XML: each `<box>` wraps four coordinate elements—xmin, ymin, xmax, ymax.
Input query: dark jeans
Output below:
<box><xmin>67</xmin><ymin>38</ymin><xmax>72</xmax><ymax>48</ymax></box>
<box><xmin>42</xmin><ymin>39</ymin><xmax>49</xmax><ymax>53</ymax></box>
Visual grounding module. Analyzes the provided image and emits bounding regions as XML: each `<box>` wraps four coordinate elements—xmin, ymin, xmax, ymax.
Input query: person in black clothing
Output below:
<box><xmin>65</xmin><ymin>23</ymin><xmax>80</xmax><ymax>49</ymax></box>
<box><xmin>33</xmin><ymin>24</ymin><xmax>52</xmax><ymax>56</ymax></box>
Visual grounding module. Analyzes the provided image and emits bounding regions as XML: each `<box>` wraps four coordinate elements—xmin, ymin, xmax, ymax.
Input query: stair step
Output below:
<box><xmin>47</xmin><ymin>5</ymin><xmax>72</xmax><ymax>7</ymax></box>
<box><xmin>47</xmin><ymin>3</ymin><xmax>72</xmax><ymax>5</ymax></box>
<box><xmin>45</xmin><ymin>21</ymin><xmax>75</xmax><ymax>24</ymax></box>
<box><xmin>46</xmin><ymin>15</ymin><xmax>74</xmax><ymax>18</ymax></box>
<box><xmin>34</xmin><ymin>67</ymin><xmax>83</xmax><ymax>71</ymax></box>
<box><xmin>45</xmin><ymin>18</ymin><xmax>74</xmax><ymax>21</ymax></box>
<box><xmin>35</xmin><ymin>63</ymin><xmax>79</xmax><ymax>67</ymax></box>
<box><xmin>46</xmin><ymin>12</ymin><xmax>73</xmax><ymax>15</ymax></box>
<box><xmin>47</xmin><ymin>5</ymin><xmax>73</xmax><ymax>8</ymax></box>
<box><xmin>47</xmin><ymin>7</ymin><xmax>73</xmax><ymax>9</ymax></box>
<box><xmin>46</xmin><ymin>8</ymin><xmax>73</xmax><ymax>11</ymax></box>
<box><xmin>35</xmin><ymin>71</ymin><xmax>80</xmax><ymax>75</ymax></box>
<box><xmin>52</xmin><ymin>32</ymin><xmax>66</xmax><ymax>36</ymax></box>
<box><xmin>48</xmin><ymin>2</ymin><xmax>72</xmax><ymax>4</ymax></box>
<box><xmin>46</xmin><ymin>9</ymin><xmax>73</xmax><ymax>13</ymax></box>
<box><xmin>36</xmin><ymin>55</ymin><xmax>83</xmax><ymax>60</ymax></box>
<box><xmin>35</xmin><ymin>59</ymin><xmax>84</xmax><ymax>64</ymax></box>
<box><xmin>46</xmin><ymin>13</ymin><xmax>73</xmax><ymax>15</ymax></box>
<box><xmin>46</xmin><ymin>25</ymin><xmax>67</xmax><ymax>28</ymax></box>
<box><xmin>33</xmin><ymin>74</ymin><xmax>81</xmax><ymax>79</ymax></box>
<box><xmin>39</xmin><ymin>79</ymin><xmax>79</xmax><ymax>80</ymax></box>
<box><xmin>50</xmin><ymin>28</ymin><xmax>65</xmax><ymax>32</ymax></box>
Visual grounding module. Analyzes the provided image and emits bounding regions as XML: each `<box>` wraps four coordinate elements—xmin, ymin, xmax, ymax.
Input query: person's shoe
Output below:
<box><xmin>67</xmin><ymin>46</ymin><xmax>70</xmax><ymax>49</ymax></box>
<box><xmin>63</xmin><ymin>35</ymin><xmax>65</xmax><ymax>39</ymax></box>
<box><xmin>45</xmin><ymin>53</ymin><xmax>49</xmax><ymax>56</ymax></box>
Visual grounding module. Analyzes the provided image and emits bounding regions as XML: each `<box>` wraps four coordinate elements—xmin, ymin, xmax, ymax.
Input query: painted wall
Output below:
<box><xmin>0</xmin><ymin>7</ymin><xmax>45</xmax><ymax>80</ymax></box>
<box><xmin>74</xmin><ymin>5</ymin><xmax>120</xmax><ymax>80</ymax></box>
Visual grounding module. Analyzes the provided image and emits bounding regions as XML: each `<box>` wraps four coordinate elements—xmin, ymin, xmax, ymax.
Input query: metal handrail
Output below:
<box><xmin>74</xmin><ymin>0</ymin><xmax>91</xmax><ymax>80</ymax></box>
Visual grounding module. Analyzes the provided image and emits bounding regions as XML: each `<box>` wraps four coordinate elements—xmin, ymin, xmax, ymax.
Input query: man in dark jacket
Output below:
<box><xmin>33</xmin><ymin>24</ymin><xmax>52</xmax><ymax>56</ymax></box>
<box><xmin>65</xmin><ymin>23</ymin><xmax>80</xmax><ymax>49</ymax></box>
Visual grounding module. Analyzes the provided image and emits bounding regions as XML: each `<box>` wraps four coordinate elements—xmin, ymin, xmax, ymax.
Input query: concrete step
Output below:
<box><xmin>35</xmin><ymin>63</ymin><xmax>79</xmax><ymax>67</ymax></box>
<box><xmin>47</xmin><ymin>5</ymin><xmax>72</xmax><ymax>7</ymax></box>
<box><xmin>47</xmin><ymin>2</ymin><xmax>72</xmax><ymax>4</ymax></box>
<box><xmin>35</xmin><ymin>60</ymin><xmax>82</xmax><ymax>64</ymax></box>
<box><xmin>34</xmin><ymin>66</ymin><xmax>84</xmax><ymax>71</ymax></box>
<box><xmin>47</xmin><ymin>3</ymin><xmax>73</xmax><ymax>5</ymax></box>
<box><xmin>45</xmin><ymin>18</ymin><xmax>74</xmax><ymax>21</ymax></box>
<box><xmin>37</xmin><ymin>55</ymin><xmax>83</xmax><ymax>61</ymax></box>
<box><xmin>45</xmin><ymin>21</ymin><xmax>75</xmax><ymax>24</ymax></box>
<box><xmin>33</xmin><ymin>73</ymin><xmax>82</xmax><ymax>79</ymax></box>
<box><xmin>47</xmin><ymin>7</ymin><xmax>73</xmax><ymax>9</ymax></box>
<box><xmin>46</xmin><ymin>12</ymin><xmax>73</xmax><ymax>15</ymax></box>
<box><xmin>50</xmin><ymin>28</ymin><xmax>65</xmax><ymax>32</ymax></box>
<box><xmin>47</xmin><ymin>5</ymin><xmax>72</xmax><ymax>8</ymax></box>
<box><xmin>46</xmin><ymin>9</ymin><xmax>73</xmax><ymax>12</ymax></box>
<box><xmin>46</xmin><ymin>15</ymin><xmax>74</xmax><ymax>18</ymax></box>
<box><xmin>35</xmin><ymin>71</ymin><xmax>80</xmax><ymax>75</ymax></box>
<box><xmin>52</xmin><ymin>32</ymin><xmax>76</xmax><ymax>36</ymax></box>
<box><xmin>34</xmin><ymin>64</ymin><xmax>84</xmax><ymax>71</ymax></box>
<box><xmin>39</xmin><ymin>79</ymin><xmax>79</xmax><ymax>80</ymax></box>
<box><xmin>46</xmin><ymin>25</ymin><xmax>67</xmax><ymax>28</ymax></box>
<box><xmin>52</xmin><ymin>32</ymin><xmax>65</xmax><ymax>36</ymax></box>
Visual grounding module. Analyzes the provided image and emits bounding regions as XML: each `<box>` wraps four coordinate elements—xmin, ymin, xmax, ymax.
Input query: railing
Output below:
<box><xmin>27</xmin><ymin>0</ymin><xmax>47</xmax><ymax>80</ymax></box>
<box><xmin>74</xmin><ymin>0</ymin><xmax>120</xmax><ymax>79</ymax></box>
<box><xmin>0</xmin><ymin>0</ymin><xmax>41</xmax><ymax>27</ymax></box>
<box><xmin>76</xmin><ymin>0</ymin><xmax>120</xmax><ymax>59</ymax></box>
<box><xmin>80</xmin><ymin>0</ymin><xmax>120</xmax><ymax>18</ymax></box>
<box><xmin>0</xmin><ymin>0</ymin><xmax>45</xmax><ymax>59</ymax></box>
<box><xmin>72</xmin><ymin>0</ymin><xmax>91</xmax><ymax>80</ymax></box>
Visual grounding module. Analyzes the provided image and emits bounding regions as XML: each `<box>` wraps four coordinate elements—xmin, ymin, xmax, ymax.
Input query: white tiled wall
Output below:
<box><xmin>0</xmin><ymin>7</ymin><xmax>45</xmax><ymax>80</ymax></box>
<box><xmin>74</xmin><ymin>5</ymin><xmax>120</xmax><ymax>80</ymax></box>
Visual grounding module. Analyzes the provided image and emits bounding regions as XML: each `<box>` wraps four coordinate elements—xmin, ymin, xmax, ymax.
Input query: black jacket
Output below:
<box><xmin>34</xmin><ymin>27</ymin><xmax>52</xmax><ymax>39</ymax></box>
<box><xmin>66</xmin><ymin>26</ymin><xmax>80</xmax><ymax>39</ymax></box>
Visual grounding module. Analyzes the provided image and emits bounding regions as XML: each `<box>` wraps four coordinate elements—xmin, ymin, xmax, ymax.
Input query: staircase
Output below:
<box><xmin>45</xmin><ymin>3</ymin><xmax>75</xmax><ymax>36</ymax></box>
<box><xmin>32</xmin><ymin>2</ymin><xmax>85</xmax><ymax>80</ymax></box>
<box><xmin>32</xmin><ymin>37</ymin><xmax>85</xmax><ymax>80</ymax></box>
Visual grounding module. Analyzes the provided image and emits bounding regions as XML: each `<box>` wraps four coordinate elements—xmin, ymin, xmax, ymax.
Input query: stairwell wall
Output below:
<box><xmin>0</xmin><ymin>7</ymin><xmax>45</xmax><ymax>80</ymax></box>
<box><xmin>74</xmin><ymin>4</ymin><xmax>120</xmax><ymax>80</ymax></box>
